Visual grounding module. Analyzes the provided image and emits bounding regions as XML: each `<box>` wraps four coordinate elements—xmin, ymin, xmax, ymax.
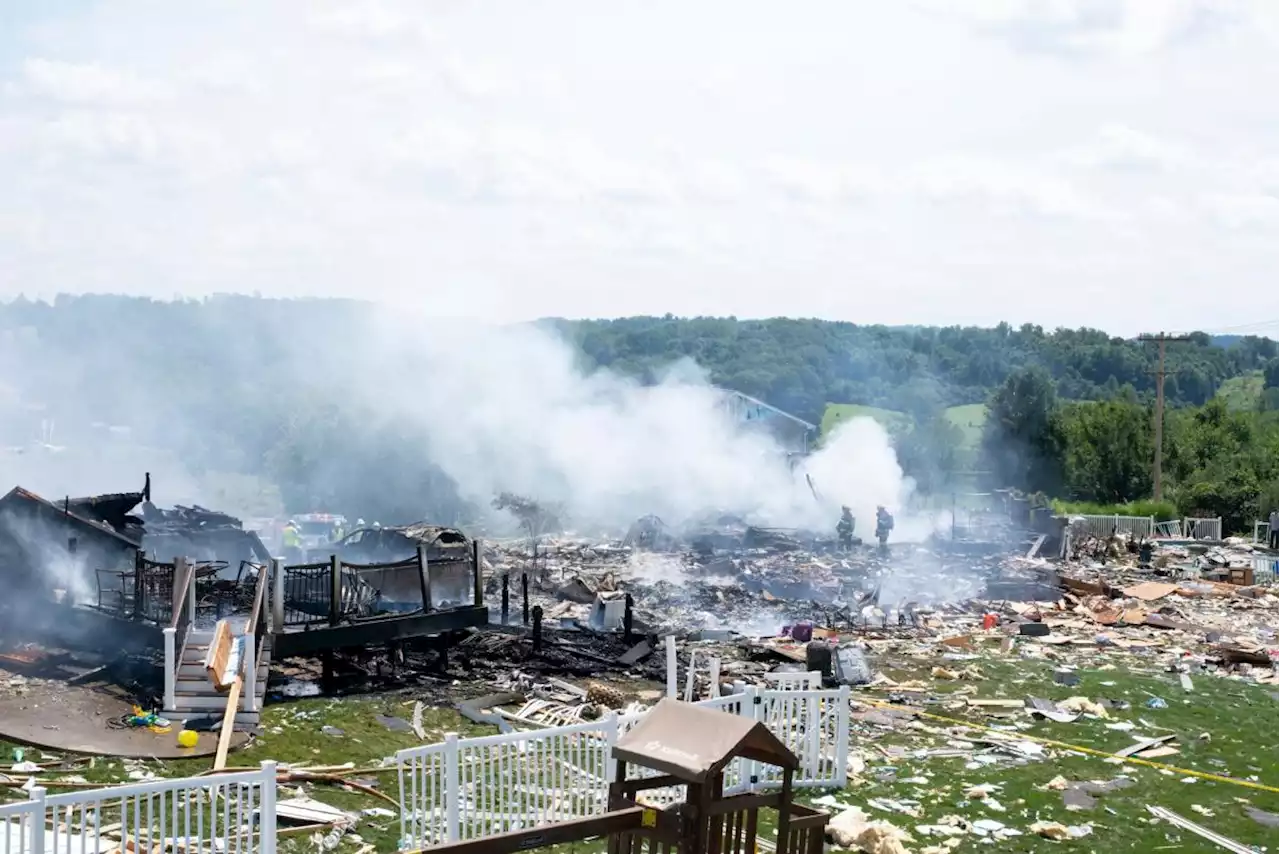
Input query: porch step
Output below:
<box><xmin>178</xmin><ymin>662</ymin><xmax>269</xmax><ymax>679</ymax></box>
<box><xmin>162</xmin><ymin>709</ymin><xmax>261</xmax><ymax>728</ymax></box>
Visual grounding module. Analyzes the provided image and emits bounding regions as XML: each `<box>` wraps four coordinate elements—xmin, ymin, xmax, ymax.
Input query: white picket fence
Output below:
<box><xmin>0</xmin><ymin>763</ymin><xmax>277</xmax><ymax>854</ymax></box>
<box><xmin>396</xmin><ymin>686</ymin><xmax>851</xmax><ymax>849</ymax></box>
<box><xmin>1183</xmin><ymin>517</ymin><xmax>1223</xmax><ymax>541</ymax></box>
<box><xmin>1253</xmin><ymin>557</ymin><xmax>1278</xmax><ymax>586</ymax></box>
<box><xmin>1070</xmin><ymin>514</ymin><xmax>1155</xmax><ymax>539</ymax></box>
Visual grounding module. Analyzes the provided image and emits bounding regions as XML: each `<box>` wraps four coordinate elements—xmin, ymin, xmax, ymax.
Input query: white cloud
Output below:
<box><xmin>758</xmin><ymin>157</ymin><xmax>884</xmax><ymax>204</ymax></box>
<box><xmin>1063</xmin><ymin>124</ymin><xmax>1190</xmax><ymax>172</ymax></box>
<box><xmin>914</xmin><ymin>0</ymin><xmax>1270</xmax><ymax>57</ymax></box>
<box><xmin>1200</xmin><ymin>193</ymin><xmax>1279</xmax><ymax>232</ymax></box>
<box><xmin>908</xmin><ymin>157</ymin><xmax>1103</xmax><ymax>219</ymax></box>
<box><xmin>16</xmin><ymin>58</ymin><xmax>172</xmax><ymax>106</ymax></box>
<box><xmin>306</xmin><ymin>1</ymin><xmax>435</xmax><ymax>44</ymax></box>
<box><xmin>0</xmin><ymin>0</ymin><xmax>1272</xmax><ymax>333</ymax></box>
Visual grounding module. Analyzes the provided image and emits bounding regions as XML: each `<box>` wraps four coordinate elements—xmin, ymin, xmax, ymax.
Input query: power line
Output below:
<box><xmin>1196</xmin><ymin>320</ymin><xmax>1279</xmax><ymax>334</ymax></box>
<box><xmin>1138</xmin><ymin>332</ymin><xmax>1192</xmax><ymax>503</ymax></box>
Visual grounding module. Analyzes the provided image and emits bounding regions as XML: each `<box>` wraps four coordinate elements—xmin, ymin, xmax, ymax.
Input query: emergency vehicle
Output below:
<box><xmin>293</xmin><ymin>513</ymin><xmax>348</xmax><ymax>555</ymax></box>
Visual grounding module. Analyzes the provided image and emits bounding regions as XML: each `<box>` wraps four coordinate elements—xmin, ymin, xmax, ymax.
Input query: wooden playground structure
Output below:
<box><xmin>414</xmin><ymin>699</ymin><xmax>831</xmax><ymax>854</ymax></box>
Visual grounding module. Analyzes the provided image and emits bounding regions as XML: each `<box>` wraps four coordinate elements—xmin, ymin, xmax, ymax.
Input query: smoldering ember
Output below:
<box><xmin>0</xmin><ymin>460</ymin><xmax>1275</xmax><ymax>854</ymax></box>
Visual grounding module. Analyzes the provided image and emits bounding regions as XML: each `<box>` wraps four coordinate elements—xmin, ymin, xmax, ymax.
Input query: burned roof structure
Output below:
<box><xmin>0</xmin><ymin>471</ymin><xmax>271</xmax><ymax>597</ymax></box>
<box><xmin>0</xmin><ymin>486</ymin><xmax>143</xmax><ymax>598</ymax></box>
<box><xmin>138</xmin><ymin>502</ymin><xmax>271</xmax><ymax>567</ymax></box>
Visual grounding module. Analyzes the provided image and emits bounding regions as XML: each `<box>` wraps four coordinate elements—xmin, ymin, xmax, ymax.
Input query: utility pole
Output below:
<box><xmin>1138</xmin><ymin>332</ymin><xmax>1192</xmax><ymax>502</ymax></box>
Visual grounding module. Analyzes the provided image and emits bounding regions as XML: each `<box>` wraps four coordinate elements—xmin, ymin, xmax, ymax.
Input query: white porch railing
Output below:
<box><xmin>1253</xmin><ymin>558</ymin><xmax>1278</xmax><ymax>586</ymax></box>
<box><xmin>0</xmin><ymin>763</ymin><xmax>277</xmax><ymax>854</ymax></box>
<box><xmin>396</xmin><ymin>686</ymin><xmax>851</xmax><ymax>850</ymax></box>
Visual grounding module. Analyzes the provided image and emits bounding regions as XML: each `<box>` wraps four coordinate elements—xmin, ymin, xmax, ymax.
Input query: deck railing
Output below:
<box><xmin>274</xmin><ymin>540</ymin><xmax>485</xmax><ymax>629</ymax></box>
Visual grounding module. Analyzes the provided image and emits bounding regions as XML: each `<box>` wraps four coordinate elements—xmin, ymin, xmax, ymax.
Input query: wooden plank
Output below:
<box><xmin>212</xmin><ymin>677</ymin><xmax>242</xmax><ymax>770</ymax></box>
<box><xmin>206</xmin><ymin>620</ymin><xmax>233</xmax><ymax>690</ymax></box>
<box><xmin>403</xmin><ymin>807</ymin><xmax>647</xmax><ymax>854</ymax></box>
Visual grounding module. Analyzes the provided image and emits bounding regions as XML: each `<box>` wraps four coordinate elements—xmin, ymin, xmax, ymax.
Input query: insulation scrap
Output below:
<box><xmin>1028</xmin><ymin>821</ymin><xmax>1093</xmax><ymax>840</ymax></box>
<box><xmin>1057</xmin><ymin>696</ymin><xmax>1109</xmax><ymax>718</ymax></box>
<box><xmin>827</xmin><ymin>806</ymin><xmax>915</xmax><ymax>854</ymax></box>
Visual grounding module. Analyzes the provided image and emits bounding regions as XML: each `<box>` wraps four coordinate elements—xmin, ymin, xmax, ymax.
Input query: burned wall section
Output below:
<box><xmin>0</xmin><ymin>487</ymin><xmax>139</xmax><ymax>604</ymax></box>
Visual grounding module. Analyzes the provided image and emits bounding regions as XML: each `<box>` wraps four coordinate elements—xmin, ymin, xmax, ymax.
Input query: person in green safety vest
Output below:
<box><xmin>282</xmin><ymin>520</ymin><xmax>302</xmax><ymax>562</ymax></box>
<box><xmin>331</xmin><ymin>521</ymin><xmax>344</xmax><ymax>543</ymax></box>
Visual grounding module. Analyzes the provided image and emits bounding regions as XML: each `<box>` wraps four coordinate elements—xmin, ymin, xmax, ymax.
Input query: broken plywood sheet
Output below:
<box><xmin>1121</xmin><ymin>582</ymin><xmax>1178</xmax><ymax>601</ymax></box>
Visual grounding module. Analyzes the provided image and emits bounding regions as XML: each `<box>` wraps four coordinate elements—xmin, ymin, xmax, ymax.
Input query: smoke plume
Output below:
<box><xmin>355</xmin><ymin>310</ymin><xmax>918</xmax><ymax>535</ymax></box>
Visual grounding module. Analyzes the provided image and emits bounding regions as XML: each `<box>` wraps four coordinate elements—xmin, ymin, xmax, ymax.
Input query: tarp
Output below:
<box><xmin>612</xmin><ymin>698</ymin><xmax>798</xmax><ymax>783</ymax></box>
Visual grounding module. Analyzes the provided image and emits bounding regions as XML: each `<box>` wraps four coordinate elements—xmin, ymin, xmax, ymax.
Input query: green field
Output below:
<box><xmin>1215</xmin><ymin>371</ymin><xmax>1265</xmax><ymax>411</ymax></box>
<box><xmin>821</xmin><ymin>402</ymin><xmax>988</xmax><ymax>451</ymax></box>
<box><xmin>820</xmin><ymin>403</ymin><xmax>911</xmax><ymax>436</ymax></box>
<box><xmin>943</xmin><ymin>402</ymin><xmax>988</xmax><ymax>448</ymax></box>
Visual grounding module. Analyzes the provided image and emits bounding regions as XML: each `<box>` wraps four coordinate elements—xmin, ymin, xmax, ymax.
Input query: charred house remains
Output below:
<box><xmin>0</xmin><ymin>475</ymin><xmax>488</xmax><ymax>729</ymax></box>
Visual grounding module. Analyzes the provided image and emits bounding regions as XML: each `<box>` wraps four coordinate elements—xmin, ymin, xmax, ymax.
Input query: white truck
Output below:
<box><xmin>293</xmin><ymin>513</ymin><xmax>348</xmax><ymax>558</ymax></box>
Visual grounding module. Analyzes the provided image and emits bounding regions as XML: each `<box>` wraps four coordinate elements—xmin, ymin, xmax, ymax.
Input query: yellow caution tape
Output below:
<box><xmin>859</xmin><ymin>698</ymin><xmax>1280</xmax><ymax>794</ymax></box>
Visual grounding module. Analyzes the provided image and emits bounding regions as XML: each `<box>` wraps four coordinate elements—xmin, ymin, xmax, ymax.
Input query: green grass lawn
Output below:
<box><xmin>0</xmin><ymin>698</ymin><xmax>489</xmax><ymax>853</ymax></box>
<box><xmin>1216</xmin><ymin>371</ymin><xmax>1265</xmax><ymax>412</ymax></box>
<box><xmin>821</xmin><ymin>651</ymin><xmax>1279</xmax><ymax>853</ymax></box>
<box><xmin>1</xmin><ymin>651</ymin><xmax>1273</xmax><ymax>854</ymax></box>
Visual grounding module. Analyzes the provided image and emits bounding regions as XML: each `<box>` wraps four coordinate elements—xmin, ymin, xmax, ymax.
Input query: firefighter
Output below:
<box><xmin>836</xmin><ymin>506</ymin><xmax>855</xmax><ymax>550</ymax></box>
<box><xmin>282</xmin><ymin>519</ymin><xmax>302</xmax><ymax>563</ymax></box>
<box><xmin>331</xmin><ymin>520</ymin><xmax>344</xmax><ymax>543</ymax></box>
<box><xmin>875</xmin><ymin>506</ymin><xmax>894</xmax><ymax>549</ymax></box>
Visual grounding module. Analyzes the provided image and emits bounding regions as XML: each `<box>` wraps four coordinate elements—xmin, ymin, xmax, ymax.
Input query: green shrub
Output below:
<box><xmin>1050</xmin><ymin>498</ymin><xmax>1180</xmax><ymax>520</ymax></box>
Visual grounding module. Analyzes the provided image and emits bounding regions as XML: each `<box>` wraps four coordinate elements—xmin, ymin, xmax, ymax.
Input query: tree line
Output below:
<box><xmin>0</xmin><ymin>295</ymin><xmax>1275</xmax><ymax>529</ymax></box>
<box><xmin>981</xmin><ymin>366</ymin><xmax>1278</xmax><ymax>534</ymax></box>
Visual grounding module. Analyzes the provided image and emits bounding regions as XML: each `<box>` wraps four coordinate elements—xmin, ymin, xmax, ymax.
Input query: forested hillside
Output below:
<box><xmin>0</xmin><ymin>295</ymin><xmax>1275</xmax><ymax>530</ymax></box>
<box><xmin>560</xmin><ymin>316</ymin><xmax>1276</xmax><ymax>423</ymax></box>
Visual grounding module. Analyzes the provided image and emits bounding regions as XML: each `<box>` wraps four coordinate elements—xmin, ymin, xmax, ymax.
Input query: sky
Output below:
<box><xmin>0</xmin><ymin>0</ymin><xmax>1276</xmax><ymax>336</ymax></box>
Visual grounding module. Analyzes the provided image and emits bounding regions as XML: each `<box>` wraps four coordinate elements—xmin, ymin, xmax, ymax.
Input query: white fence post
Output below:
<box><xmin>665</xmin><ymin>636</ymin><xmax>677</xmax><ymax>699</ymax></box>
<box><xmin>244</xmin><ymin>632</ymin><xmax>256</xmax><ymax>713</ymax></box>
<box><xmin>444</xmin><ymin>732</ymin><xmax>461</xmax><ymax>843</ymax></box>
<box><xmin>604</xmin><ymin>711</ymin><xmax>619</xmax><ymax>785</ymax></box>
<box><xmin>29</xmin><ymin>786</ymin><xmax>46</xmax><ymax>854</ymax></box>
<box><xmin>807</xmin><ymin>692</ymin><xmax>821</xmax><ymax>781</ymax></box>
<box><xmin>708</xmin><ymin>657</ymin><xmax>721</xmax><ymax>698</ymax></box>
<box><xmin>259</xmin><ymin>761</ymin><xmax>277</xmax><ymax>854</ymax></box>
<box><xmin>742</xmin><ymin>684</ymin><xmax>759</xmax><ymax>791</ymax></box>
<box><xmin>162</xmin><ymin>627</ymin><xmax>176</xmax><ymax>711</ymax></box>
<box><xmin>834</xmin><ymin>686</ymin><xmax>851</xmax><ymax>787</ymax></box>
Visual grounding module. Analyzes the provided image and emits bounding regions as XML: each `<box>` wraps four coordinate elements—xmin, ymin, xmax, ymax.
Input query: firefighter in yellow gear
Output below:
<box><xmin>282</xmin><ymin>520</ymin><xmax>302</xmax><ymax>562</ymax></box>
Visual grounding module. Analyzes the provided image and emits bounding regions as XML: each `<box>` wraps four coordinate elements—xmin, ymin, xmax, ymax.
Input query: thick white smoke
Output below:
<box><xmin>359</xmin><ymin>312</ymin><xmax>919</xmax><ymax>534</ymax></box>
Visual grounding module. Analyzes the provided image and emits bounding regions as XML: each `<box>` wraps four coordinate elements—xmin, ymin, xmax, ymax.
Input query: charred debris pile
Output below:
<box><xmin>446</xmin><ymin>513</ymin><xmax>1039</xmax><ymax>685</ymax></box>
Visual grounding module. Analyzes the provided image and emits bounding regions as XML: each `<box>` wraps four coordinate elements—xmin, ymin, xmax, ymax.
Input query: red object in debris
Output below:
<box><xmin>982</xmin><ymin>613</ymin><xmax>998</xmax><ymax>631</ymax></box>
